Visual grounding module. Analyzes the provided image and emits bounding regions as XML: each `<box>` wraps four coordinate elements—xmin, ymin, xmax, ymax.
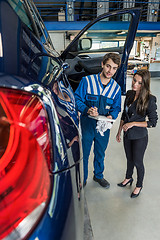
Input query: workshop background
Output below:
<box><xmin>33</xmin><ymin>1</ymin><xmax>160</xmax><ymax>240</ymax></box>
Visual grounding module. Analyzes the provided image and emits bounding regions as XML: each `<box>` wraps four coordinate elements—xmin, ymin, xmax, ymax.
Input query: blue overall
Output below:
<box><xmin>75</xmin><ymin>73</ymin><xmax>121</xmax><ymax>183</ymax></box>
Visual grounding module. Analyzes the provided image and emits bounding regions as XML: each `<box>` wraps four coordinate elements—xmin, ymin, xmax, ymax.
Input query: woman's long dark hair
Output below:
<box><xmin>134</xmin><ymin>69</ymin><xmax>151</xmax><ymax>115</ymax></box>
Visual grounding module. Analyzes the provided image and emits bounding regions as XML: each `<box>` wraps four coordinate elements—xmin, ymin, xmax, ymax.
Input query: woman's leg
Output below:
<box><xmin>132</xmin><ymin>135</ymin><xmax>148</xmax><ymax>187</ymax></box>
<box><xmin>123</xmin><ymin>136</ymin><xmax>134</xmax><ymax>179</ymax></box>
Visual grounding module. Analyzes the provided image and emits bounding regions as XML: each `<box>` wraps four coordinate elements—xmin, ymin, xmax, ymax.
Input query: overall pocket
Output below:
<box><xmin>99</xmin><ymin>96</ymin><xmax>113</xmax><ymax>115</ymax></box>
<box><xmin>86</xmin><ymin>94</ymin><xmax>99</xmax><ymax>108</ymax></box>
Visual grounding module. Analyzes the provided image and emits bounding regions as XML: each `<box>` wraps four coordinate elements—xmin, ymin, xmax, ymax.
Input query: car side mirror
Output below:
<box><xmin>79</xmin><ymin>38</ymin><xmax>92</xmax><ymax>50</ymax></box>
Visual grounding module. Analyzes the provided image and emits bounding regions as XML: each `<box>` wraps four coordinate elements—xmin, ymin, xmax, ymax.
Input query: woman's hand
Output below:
<box><xmin>116</xmin><ymin>120</ymin><xmax>124</xmax><ymax>143</ymax></box>
<box><xmin>122</xmin><ymin>122</ymin><xmax>134</xmax><ymax>132</ymax></box>
<box><xmin>116</xmin><ymin>132</ymin><xmax>121</xmax><ymax>142</ymax></box>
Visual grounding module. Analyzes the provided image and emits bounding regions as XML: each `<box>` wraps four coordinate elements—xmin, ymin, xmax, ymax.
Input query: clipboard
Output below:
<box><xmin>88</xmin><ymin>115</ymin><xmax>116</xmax><ymax>123</ymax></box>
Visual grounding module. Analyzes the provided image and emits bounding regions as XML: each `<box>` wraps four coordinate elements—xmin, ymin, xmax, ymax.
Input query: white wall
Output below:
<box><xmin>49</xmin><ymin>32</ymin><xmax>65</xmax><ymax>54</ymax></box>
<box><xmin>49</xmin><ymin>31</ymin><xmax>72</xmax><ymax>54</ymax></box>
<box><xmin>150</xmin><ymin>35</ymin><xmax>160</xmax><ymax>60</ymax></box>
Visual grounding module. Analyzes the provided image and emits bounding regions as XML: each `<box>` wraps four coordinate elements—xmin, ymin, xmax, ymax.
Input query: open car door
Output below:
<box><xmin>60</xmin><ymin>8</ymin><xmax>141</xmax><ymax>94</ymax></box>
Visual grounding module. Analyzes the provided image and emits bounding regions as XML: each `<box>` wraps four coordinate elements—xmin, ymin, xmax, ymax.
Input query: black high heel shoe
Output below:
<box><xmin>117</xmin><ymin>178</ymin><xmax>133</xmax><ymax>187</ymax></box>
<box><xmin>130</xmin><ymin>187</ymin><xmax>142</xmax><ymax>198</ymax></box>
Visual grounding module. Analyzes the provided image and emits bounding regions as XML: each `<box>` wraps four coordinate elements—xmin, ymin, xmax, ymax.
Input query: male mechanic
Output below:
<box><xmin>75</xmin><ymin>53</ymin><xmax>121</xmax><ymax>188</ymax></box>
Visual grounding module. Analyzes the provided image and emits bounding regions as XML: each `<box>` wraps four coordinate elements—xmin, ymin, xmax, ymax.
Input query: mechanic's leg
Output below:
<box><xmin>93</xmin><ymin>129</ymin><xmax>110</xmax><ymax>179</ymax></box>
<box><xmin>81</xmin><ymin>119</ymin><xmax>95</xmax><ymax>184</ymax></box>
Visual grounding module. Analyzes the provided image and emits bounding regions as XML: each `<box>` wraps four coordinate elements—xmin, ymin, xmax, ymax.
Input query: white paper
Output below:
<box><xmin>88</xmin><ymin>115</ymin><xmax>116</xmax><ymax>123</ymax></box>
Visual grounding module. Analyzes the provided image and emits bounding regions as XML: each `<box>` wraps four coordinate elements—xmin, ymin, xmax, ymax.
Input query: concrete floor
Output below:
<box><xmin>84</xmin><ymin>76</ymin><xmax>160</xmax><ymax>240</ymax></box>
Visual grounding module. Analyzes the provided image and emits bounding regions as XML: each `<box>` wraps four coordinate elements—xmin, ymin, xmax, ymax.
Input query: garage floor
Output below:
<box><xmin>84</xmin><ymin>76</ymin><xmax>160</xmax><ymax>240</ymax></box>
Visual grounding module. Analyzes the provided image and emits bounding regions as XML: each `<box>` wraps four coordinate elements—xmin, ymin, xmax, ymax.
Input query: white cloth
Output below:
<box><xmin>96</xmin><ymin>120</ymin><xmax>113</xmax><ymax>136</ymax></box>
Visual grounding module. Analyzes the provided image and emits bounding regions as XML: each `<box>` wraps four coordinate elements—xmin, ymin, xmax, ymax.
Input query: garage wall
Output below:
<box><xmin>49</xmin><ymin>32</ymin><xmax>66</xmax><ymax>54</ymax></box>
<box><xmin>149</xmin><ymin>35</ymin><xmax>160</xmax><ymax>76</ymax></box>
<box><xmin>150</xmin><ymin>35</ymin><xmax>160</xmax><ymax>59</ymax></box>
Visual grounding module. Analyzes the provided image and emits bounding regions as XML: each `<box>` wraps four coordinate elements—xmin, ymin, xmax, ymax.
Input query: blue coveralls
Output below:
<box><xmin>75</xmin><ymin>73</ymin><xmax>121</xmax><ymax>183</ymax></box>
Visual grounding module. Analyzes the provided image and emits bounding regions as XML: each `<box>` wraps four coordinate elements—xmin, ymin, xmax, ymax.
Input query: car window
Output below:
<box><xmin>7</xmin><ymin>0</ymin><xmax>33</xmax><ymax>31</ymax></box>
<box><xmin>78</xmin><ymin>13</ymin><xmax>130</xmax><ymax>54</ymax></box>
<box><xmin>27</xmin><ymin>55</ymin><xmax>61</xmax><ymax>86</ymax></box>
<box><xmin>26</xmin><ymin>0</ymin><xmax>53</xmax><ymax>47</ymax></box>
<box><xmin>32</xmin><ymin>4</ymin><xmax>53</xmax><ymax>46</ymax></box>
<box><xmin>26</xmin><ymin>0</ymin><xmax>48</xmax><ymax>42</ymax></box>
<box><xmin>7</xmin><ymin>0</ymin><xmax>53</xmax><ymax>47</ymax></box>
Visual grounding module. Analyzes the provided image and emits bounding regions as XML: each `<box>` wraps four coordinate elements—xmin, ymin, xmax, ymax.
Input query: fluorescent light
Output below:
<box><xmin>117</xmin><ymin>31</ymin><xmax>126</xmax><ymax>35</ymax></box>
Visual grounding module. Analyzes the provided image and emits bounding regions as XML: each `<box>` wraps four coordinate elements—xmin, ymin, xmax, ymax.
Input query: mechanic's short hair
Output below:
<box><xmin>103</xmin><ymin>53</ymin><xmax>121</xmax><ymax>67</ymax></box>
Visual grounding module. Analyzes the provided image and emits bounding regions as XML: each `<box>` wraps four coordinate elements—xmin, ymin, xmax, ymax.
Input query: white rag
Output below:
<box><xmin>96</xmin><ymin>120</ymin><xmax>113</xmax><ymax>136</ymax></box>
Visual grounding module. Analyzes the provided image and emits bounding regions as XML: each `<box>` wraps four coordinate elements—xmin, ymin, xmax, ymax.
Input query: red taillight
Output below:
<box><xmin>0</xmin><ymin>88</ymin><xmax>52</xmax><ymax>239</ymax></box>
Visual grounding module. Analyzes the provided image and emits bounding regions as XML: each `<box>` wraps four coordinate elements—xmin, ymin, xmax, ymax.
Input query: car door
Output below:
<box><xmin>60</xmin><ymin>8</ymin><xmax>141</xmax><ymax>94</ymax></box>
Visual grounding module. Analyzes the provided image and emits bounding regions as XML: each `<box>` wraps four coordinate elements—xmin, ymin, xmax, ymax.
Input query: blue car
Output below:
<box><xmin>0</xmin><ymin>0</ymin><xmax>140</xmax><ymax>239</ymax></box>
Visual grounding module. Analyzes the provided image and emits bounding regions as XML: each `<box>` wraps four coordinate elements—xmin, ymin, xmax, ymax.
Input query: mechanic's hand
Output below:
<box><xmin>106</xmin><ymin>115</ymin><xmax>112</xmax><ymax>119</ymax></box>
<box><xmin>87</xmin><ymin>107</ymin><xmax>99</xmax><ymax>117</ymax></box>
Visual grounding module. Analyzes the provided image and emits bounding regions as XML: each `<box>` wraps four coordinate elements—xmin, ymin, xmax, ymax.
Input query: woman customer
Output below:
<box><xmin>116</xmin><ymin>69</ymin><xmax>158</xmax><ymax>198</ymax></box>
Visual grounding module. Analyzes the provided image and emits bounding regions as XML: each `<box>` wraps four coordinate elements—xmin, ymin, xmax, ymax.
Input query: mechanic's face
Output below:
<box><xmin>101</xmin><ymin>58</ymin><xmax>118</xmax><ymax>80</ymax></box>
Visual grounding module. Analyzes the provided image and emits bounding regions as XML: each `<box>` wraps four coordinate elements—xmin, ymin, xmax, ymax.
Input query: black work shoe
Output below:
<box><xmin>93</xmin><ymin>176</ymin><xmax>110</xmax><ymax>188</ymax></box>
<box><xmin>83</xmin><ymin>181</ymin><xmax>87</xmax><ymax>188</ymax></box>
